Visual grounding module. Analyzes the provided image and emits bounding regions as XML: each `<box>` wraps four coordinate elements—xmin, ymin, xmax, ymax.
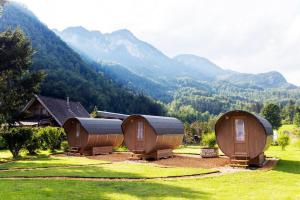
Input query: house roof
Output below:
<box><xmin>97</xmin><ymin>111</ymin><xmax>129</xmax><ymax>120</ymax></box>
<box><xmin>22</xmin><ymin>95</ymin><xmax>90</xmax><ymax>126</ymax></box>
<box><xmin>65</xmin><ymin>117</ymin><xmax>123</xmax><ymax>135</ymax></box>
<box><xmin>122</xmin><ymin>115</ymin><xmax>184</xmax><ymax>135</ymax></box>
<box><xmin>216</xmin><ymin>110</ymin><xmax>273</xmax><ymax>136</ymax></box>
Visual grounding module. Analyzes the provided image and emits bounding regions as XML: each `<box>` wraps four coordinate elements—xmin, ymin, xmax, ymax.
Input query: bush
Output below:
<box><xmin>38</xmin><ymin>127</ymin><xmax>65</xmax><ymax>152</ymax></box>
<box><xmin>0</xmin><ymin>136</ymin><xmax>6</xmax><ymax>150</ymax></box>
<box><xmin>202</xmin><ymin>132</ymin><xmax>217</xmax><ymax>148</ymax></box>
<box><xmin>277</xmin><ymin>132</ymin><xmax>290</xmax><ymax>150</ymax></box>
<box><xmin>61</xmin><ymin>141</ymin><xmax>69</xmax><ymax>152</ymax></box>
<box><xmin>0</xmin><ymin>127</ymin><xmax>32</xmax><ymax>159</ymax></box>
<box><xmin>25</xmin><ymin>128</ymin><xmax>41</xmax><ymax>155</ymax></box>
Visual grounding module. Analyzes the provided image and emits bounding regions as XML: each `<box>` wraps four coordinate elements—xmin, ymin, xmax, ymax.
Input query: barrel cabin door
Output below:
<box><xmin>232</xmin><ymin>117</ymin><xmax>248</xmax><ymax>158</ymax></box>
<box><xmin>135</xmin><ymin>120</ymin><xmax>145</xmax><ymax>153</ymax></box>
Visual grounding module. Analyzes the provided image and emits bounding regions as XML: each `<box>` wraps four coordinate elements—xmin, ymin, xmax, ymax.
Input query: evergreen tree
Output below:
<box><xmin>262</xmin><ymin>103</ymin><xmax>282</xmax><ymax>130</ymax></box>
<box><xmin>294</xmin><ymin>108</ymin><xmax>300</xmax><ymax>127</ymax></box>
<box><xmin>0</xmin><ymin>28</ymin><xmax>44</xmax><ymax>125</ymax></box>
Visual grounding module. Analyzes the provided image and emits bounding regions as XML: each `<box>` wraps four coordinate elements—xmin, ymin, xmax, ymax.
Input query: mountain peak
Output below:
<box><xmin>63</xmin><ymin>26</ymin><xmax>90</xmax><ymax>34</ymax></box>
<box><xmin>257</xmin><ymin>70</ymin><xmax>288</xmax><ymax>84</ymax></box>
<box><xmin>110</xmin><ymin>29</ymin><xmax>135</xmax><ymax>39</ymax></box>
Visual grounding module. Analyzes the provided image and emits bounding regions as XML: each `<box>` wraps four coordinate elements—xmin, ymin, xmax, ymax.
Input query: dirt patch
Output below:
<box><xmin>151</xmin><ymin>155</ymin><xmax>230</xmax><ymax>168</ymax></box>
<box><xmin>56</xmin><ymin>152</ymin><xmax>230</xmax><ymax>168</ymax></box>
<box><xmin>85</xmin><ymin>153</ymin><xmax>230</xmax><ymax>168</ymax></box>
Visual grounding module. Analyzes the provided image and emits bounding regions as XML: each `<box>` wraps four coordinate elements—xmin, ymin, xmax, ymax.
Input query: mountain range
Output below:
<box><xmin>54</xmin><ymin>26</ymin><xmax>295</xmax><ymax>89</ymax></box>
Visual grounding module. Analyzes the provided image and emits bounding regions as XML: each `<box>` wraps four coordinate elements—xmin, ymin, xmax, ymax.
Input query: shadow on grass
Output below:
<box><xmin>0</xmin><ymin>155</ymin><xmax>105</xmax><ymax>170</ymax></box>
<box><xmin>273</xmin><ymin>159</ymin><xmax>300</xmax><ymax>174</ymax></box>
<box><xmin>95</xmin><ymin>181</ymin><xmax>210</xmax><ymax>199</ymax></box>
<box><xmin>0</xmin><ymin>163</ymin><xmax>213</xmax><ymax>179</ymax></box>
<box><xmin>0</xmin><ymin>179</ymin><xmax>211</xmax><ymax>199</ymax></box>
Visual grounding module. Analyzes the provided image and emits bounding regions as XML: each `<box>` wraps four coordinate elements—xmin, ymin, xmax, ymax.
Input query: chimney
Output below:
<box><xmin>66</xmin><ymin>97</ymin><xmax>70</xmax><ymax>108</ymax></box>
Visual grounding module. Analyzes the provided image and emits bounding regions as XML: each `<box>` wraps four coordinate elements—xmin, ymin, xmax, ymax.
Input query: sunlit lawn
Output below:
<box><xmin>0</xmin><ymin>162</ymin><xmax>215</xmax><ymax>178</ymax></box>
<box><xmin>0</xmin><ymin>140</ymin><xmax>299</xmax><ymax>199</ymax></box>
<box><xmin>173</xmin><ymin>145</ymin><xmax>202</xmax><ymax>154</ymax></box>
<box><xmin>0</xmin><ymin>145</ymin><xmax>299</xmax><ymax>200</ymax></box>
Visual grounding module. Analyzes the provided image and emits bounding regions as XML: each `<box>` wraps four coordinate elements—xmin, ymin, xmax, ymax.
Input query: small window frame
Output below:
<box><xmin>235</xmin><ymin>119</ymin><xmax>245</xmax><ymax>142</ymax></box>
<box><xmin>137</xmin><ymin>121</ymin><xmax>144</xmax><ymax>140</ymax></box>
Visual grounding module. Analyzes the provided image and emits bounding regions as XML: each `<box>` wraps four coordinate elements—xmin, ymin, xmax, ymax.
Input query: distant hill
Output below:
<box><xmin>0</xmin><ymin>3</ymin><xmax>165</xmax><ymax>115</ymax></box>
<box><xmin>174</xmin><ymin>54</ymin><xmax>295</xmax><ymax>89</ymax></box>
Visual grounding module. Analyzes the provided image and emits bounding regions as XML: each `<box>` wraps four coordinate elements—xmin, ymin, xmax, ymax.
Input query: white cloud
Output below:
<box><xmin>15</xmin><ymin>0</ymin><xmax>300</xmax><ymax>85</ymax></box>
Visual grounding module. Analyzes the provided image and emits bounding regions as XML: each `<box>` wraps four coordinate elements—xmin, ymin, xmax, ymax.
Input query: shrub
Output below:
<box><xmin>0</xmin><ymin>127</ymin><xmax>32</xmax><ymax>159</ymax></box>
<box><xmin>202</xmin><ymin>132</ymin><xmax>217</xmax><ymax>148</ymax></box>
<box><xmin>25</xmin><ymin>128</ymin><xmax>41</xmax><ymax>155</ymax></box>
<box><xmin>277</xmin><ymin>132</ymin><xmax>290</xmax><ymax>150</ymax></box>
<box><xmin>38</xmin><ymin>127</ymin><xmax>65</xmax><ymax>152</ymax></box>
<box><xmin>61</xmin><ymin>141</ymin><xmax>69</xmax><ymax>152</ymax></box>
<box><xmin>0</xmin><ymin>136</ymin><xmax>6</xmax><ymax>150</ymax></box>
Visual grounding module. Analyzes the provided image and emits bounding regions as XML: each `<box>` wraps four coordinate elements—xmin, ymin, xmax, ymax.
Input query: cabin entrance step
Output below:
<box><xmin>67</xmin><ymin>147</ymin><xmax>80</xmax><ymax>156</ymax></box>
<box><xmin>230</xmin><ymin>157</ymin><xmax>250</xmax><ymax>168</ymax></box>
<box><xmin>129</xmin><ymin>153</ymin><xmax>143</xmax><ymax>160</ymax></box>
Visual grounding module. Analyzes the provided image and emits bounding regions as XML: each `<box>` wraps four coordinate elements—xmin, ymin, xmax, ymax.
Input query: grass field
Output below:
<box><xmin>0</xmin><ymin>143</ymin><xmax>299</xmax><ymax>199</ymax></box>
<box><xmin>0</xmin><ymin>162</ymin><xmax>215</xmax><ymax>178</ymax></box>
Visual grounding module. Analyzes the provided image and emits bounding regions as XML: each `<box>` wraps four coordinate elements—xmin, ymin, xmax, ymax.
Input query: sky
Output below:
<box><xmin>14</xmin><ymin>0</ymin><xmax>300</xmax><ymax>85</ymax></box>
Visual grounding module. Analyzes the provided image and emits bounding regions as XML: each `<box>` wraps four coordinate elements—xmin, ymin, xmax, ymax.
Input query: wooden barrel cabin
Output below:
<box><xmin>63</xmin><ymin>117</ymin><xmax>124</xmax><ymax>155</ymax></box>
<box><xmin>121</xmin><ymin>115</ymin><xmax>184</xmax><ymax>160</ymax></box>
<box><xmin>215</xmin><ymin>110</ymin><xmax>273</xmax><ymax>166</ymax></box>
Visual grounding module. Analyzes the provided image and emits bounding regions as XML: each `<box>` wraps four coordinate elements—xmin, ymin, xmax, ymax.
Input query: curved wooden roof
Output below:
<box><xmin>122</xmin><ymin>115</ymin><xmax>184</xmax><ymax>135</ymax></box>
<box><xmin>216</xmin><ymin>110</ymin><xmax>273</xmax><ymax>136</ymax></box>
<box><xmin>64</xmin><ymin>117</ymin><xmax>123</xmax><ymax>135</ymax></box>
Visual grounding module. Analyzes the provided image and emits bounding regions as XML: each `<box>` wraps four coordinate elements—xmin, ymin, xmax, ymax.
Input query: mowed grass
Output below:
<box><xmin>0</xmin><ymin>150</ymin><xmax>215</xmax><ymax>178</ymax></box>
<box><xmin>173</xmin><ymin>145</ymin><xmax>202</xmax><ymax>154</ymax></box>
<box><xmin>0</xmin><ymin>162</ymin><xmax>215</xmax><ymax>178</ymax></box>
<box><xmin>0</xmin><ymin>145</ymin><xmax>299</xmax><ymax>200</ymax></box>
<box><xmin>0</xmin><ymin>156</ymin><xmax>109</xmax><ymax>170</ymax></box>
<box><xmin>0</xmin><ymin>144</ymin><xmax>299</xmax><ymax>199</ymax></box>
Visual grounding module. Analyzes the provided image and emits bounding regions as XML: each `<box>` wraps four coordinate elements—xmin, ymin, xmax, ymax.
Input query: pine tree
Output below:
<box><xmin>0</xmin><ymin>28</ymin><xmax>44</xmax><ymax>125</ymax></box>
<box><xmin>294</xmin><ymin>108</ymin><xmax>300</xmax><ymax>127</ymax></box>
<box><xmin>262</xmin><ymin>103</ymin><xmax>282</xmax><ymax>130</ymax></box>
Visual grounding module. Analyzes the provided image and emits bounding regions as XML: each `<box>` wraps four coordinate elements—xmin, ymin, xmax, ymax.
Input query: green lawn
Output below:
<box><xmin>0</xmin><ymin>162</ymin><xmax>215</xmax><ymax>178</ymax></box>
<box><xmin>0</xmin><ymin>143</ymin><xmax>299</xmax><ymax>199</ymax></box>
<box><xmin>0</xmin><ymin>150</ymin><xmax>215</xmax><ymax>178</ymax></box>
<box><xmin>0</xmin><ymin>155</ymin><xmax>109</xmax><ymax>170</ymax></box>
<box><xmin>173</xmin><ymin>145</ymin><xmax>202</xmax><ymax>154</ymax></box>
<box><xmin>1</xmin><ymin>145</ymin><xmax>299</xmax><ymax>199</ymax></box>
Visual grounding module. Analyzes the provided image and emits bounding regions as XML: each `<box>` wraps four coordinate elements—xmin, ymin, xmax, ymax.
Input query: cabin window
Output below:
<box><xmin>137</xmin><ymin>121</ymin><xmax>144</xmax><ymax>140</ymax></box>
<box><xmin>76</xmin><ymin>123</ymin><xmax>80</xmax><ymax>138</ymax></box>
<box><xmin>235</xmin><ymin>119</ymin><xmax>245</xmax><ymax>141</ymax></box>
<box><xmin>41</xmin><ymin>108</ymin><xmax>47</xmax><ymax>115</ymax></box>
